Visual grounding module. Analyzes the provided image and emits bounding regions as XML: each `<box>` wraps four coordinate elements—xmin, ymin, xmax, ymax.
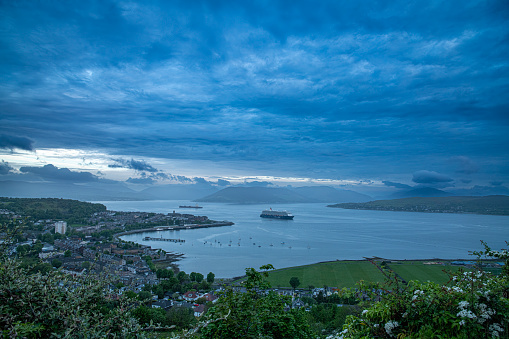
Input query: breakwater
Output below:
<box><xmin>144</xmin><ymin>236</ymin><xmax>185</xmax><ymax>243</ymax></box>
<box><xmin>115</xmin><ymin>221</ymin><xmax>234</xmax><ymax>238</ymax></box>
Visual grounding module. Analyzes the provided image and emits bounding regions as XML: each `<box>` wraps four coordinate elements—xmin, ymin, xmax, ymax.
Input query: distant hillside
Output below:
<box><xmin>141</xmin><ymin>183</ymin><xmax>219</xmax><ymax>200</ymax></box>
<box><xmin>0</xmin><ymin>197</ymin><xmax>106</xmax><ymax>221</ymax></box>
<box><xmin>292</xmin><ymin>186</ymin><xmax>372</xmax><ymax>203</ymax></box>
<box><xmin>196</xmin><ymin>187</ymin><xmax>311</xmax><ymax>203</ymax></box>
<box><xmin>390</xmin><ymin>187</ymin><xmax>451</xmax><ymax>199</ymax></box>
<box><xmin>328</xmin><ymin>195</ymin><xmax>509</xmax><ymax>216</ymax></box>
<box><xmin>0</xmin><ymin>180</ymin><xmax>152</xmax><ymax>201</ymax></box>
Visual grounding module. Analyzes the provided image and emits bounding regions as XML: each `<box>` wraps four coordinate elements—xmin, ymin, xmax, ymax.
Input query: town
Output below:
<box><xmin>0</xmin><ymin>198</ymin><xmax>352</xmax><ymax>334</ymax></box>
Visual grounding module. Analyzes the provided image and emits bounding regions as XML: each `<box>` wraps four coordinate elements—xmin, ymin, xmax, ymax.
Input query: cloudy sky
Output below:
<box><xmin>1</xmin><ymin>0</ymin><xmax>508</xmax><ymax>194</ymax></box>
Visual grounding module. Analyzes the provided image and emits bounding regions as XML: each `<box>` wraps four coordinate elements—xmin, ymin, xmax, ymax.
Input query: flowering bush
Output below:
<box><xmin>329</xmin><ymin>242</ymin><xmax>509</xmax><ymax>339</ymax></box>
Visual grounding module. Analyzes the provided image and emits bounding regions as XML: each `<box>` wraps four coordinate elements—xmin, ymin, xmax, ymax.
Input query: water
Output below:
<box><xmin>96</xmin><ymin>200</ymin><xmax>509</xmax><ymax>278</ymax></box>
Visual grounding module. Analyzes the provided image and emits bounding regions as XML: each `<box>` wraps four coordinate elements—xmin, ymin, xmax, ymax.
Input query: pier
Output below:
<box><xmin>143</xmin><ymin>236</ymin><xmax>185</xmax><ymax>243</ymax></box>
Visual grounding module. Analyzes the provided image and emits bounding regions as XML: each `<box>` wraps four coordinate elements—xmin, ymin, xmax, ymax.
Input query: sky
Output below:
<box><xmin>1</xmin><ymin>0</ymin><xmax>508</xmax><ymax>196</ymax></box>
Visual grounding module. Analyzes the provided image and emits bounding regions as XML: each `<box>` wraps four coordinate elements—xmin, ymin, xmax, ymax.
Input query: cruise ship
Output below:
<box><xmin>260</xmin><ymin>208</ymin><xmax>294</xmax><ymax>220</ymax></box>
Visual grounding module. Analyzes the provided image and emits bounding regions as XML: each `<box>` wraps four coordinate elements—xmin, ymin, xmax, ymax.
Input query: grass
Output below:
<box><xmin>387</xmin><ymin>261</ymin><xmax>469</xmax><ymax>285</ymax></box>
<box><xmin>263</xmin><ymin>260</ymin><xmax>483</xmax><ymax>289</ymax></box>
<box><xmin>266</xmin><ymin>260</ymin><xmax>387</xmax><ymax>289</ymax></box>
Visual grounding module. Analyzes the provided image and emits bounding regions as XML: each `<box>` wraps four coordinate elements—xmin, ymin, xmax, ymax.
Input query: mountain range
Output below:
<box><xmin>0</xmin><ymin>179</ymin><xmax>507</xmax><ymax>203</ymax></box>
<box><xmin>196</xmin><ymin>186</ymin><xmax>372</xmax><ymax>204</ymax></box>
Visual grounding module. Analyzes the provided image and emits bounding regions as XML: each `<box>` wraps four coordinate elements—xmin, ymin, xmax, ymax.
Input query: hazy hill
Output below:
<box><xmin>196</xmin><ymin>186</ymin><xmax>372</xmax><ymax>204</ymax></box>
<box><xmin>196</xmin><ymin>187</ymin><xmax>311</xmax><ymax>203</ymax></box>
<box><xmin>328</xmin><ymin>195</ymin><xmax>509</xmax><ymax>215</ymax></box>
<box><xmin>390</xmin><ymin>187</ymin><xmax>451</xmax><ymax>199</ymax></box>
<box><xmin>141</xmin><ymin>183</ymin><xmax>219</xmax><ymax>200</ymax></box>
<box><xmin>292</xmin><ymin>186</ymin><xmax>372</xmax><ymax>203</ymax></box>
<box><xmin>0</xmin><ymin>180</ymin><xmax>151</xmax><ymax>201</ymax></box>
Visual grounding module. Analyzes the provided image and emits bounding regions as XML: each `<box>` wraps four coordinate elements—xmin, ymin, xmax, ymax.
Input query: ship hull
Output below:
<box><xmin>260</xmin><ymin>214</ymin><xmax>294</xmax><ymax>220</ymax></box>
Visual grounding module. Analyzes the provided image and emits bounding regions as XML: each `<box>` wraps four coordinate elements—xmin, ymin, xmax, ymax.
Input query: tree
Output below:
<box><xmin>200</xmin><ymin>265</ymin><xmax>312</xmax><ymax>338</ymax></box>
<box><xmin>0</xmin><ymin>253</ymin><xmax>145</xmax><ymax>337</ymax></box>
<box><xmin>51</xmin><ymin>258</ymin><xmax>62</xmax><ymax>268</ymax></box>
<box><xmin>290</xmin><ymin>276</ymin><xmax>301</xmax><ymax>291</ymax></box>
<box><xmin>207</xmin><ymin>272</ymin><xmax>215</xmax><ymax>284</ymax></box>
<box><xmin>138</xmin><ymin>290</ymin><xmax>152</xmax><ymax>302</ymax></box>
<box><xmin>64</xmin><ymin>249</ymin><xmax>71</xmax><ymax>257</ymax></box>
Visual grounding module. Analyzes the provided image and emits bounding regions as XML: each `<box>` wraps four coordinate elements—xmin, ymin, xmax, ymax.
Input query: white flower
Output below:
<box><xmin>452</xmin><ymin>286</ymin><xmax>464</xmax><ymax>293</ymax></box>
<box><xmin>362</xmin><ymin>309</ymin><xmax>368</xmax><ymax>315</ymax></box>
<box><xmin>459</xmin><ymin>320</ymin><xmax>466</xmax><ymax>326</ymax></box>
<box><xmin>385</xmin><ymin>321</ymin><xmax>399</xmax><ymax>337</ymax></box>
<box><xmin>458</xmin><ymin>301</ymin><xmax>469</xmax><ymax>309</ymax></box>
<box><xmin>457</xmin><ymin>309</ymin><xmax>477</xmax><ymax>319</ymax></box>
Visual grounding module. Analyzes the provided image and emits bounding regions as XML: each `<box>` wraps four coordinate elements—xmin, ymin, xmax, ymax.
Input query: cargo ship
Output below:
<box><xmin>179</xmin><ymin>204</ymin><xmax>203</xmax><ymax>209</ymax></box>
<box><xmin>260</xmin><ymin>208</ymin><xmax>294</xmax><ymax>220</ymax></box>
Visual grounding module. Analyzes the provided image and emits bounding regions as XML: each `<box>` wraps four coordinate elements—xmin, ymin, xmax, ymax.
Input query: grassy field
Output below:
<box><xmin>387</xmin><ymin>261</ymin><xmax>469</xmax><ymax>285</ymax></box>
<box><xmin>264</xmin><ymin>260</ymin><xmax>480</xmax><ymax>289</ymax></box>
<box><xmin>266</xmin><ymin>260</ymin><xmax>387</xmax><ymax>289</ymax></box>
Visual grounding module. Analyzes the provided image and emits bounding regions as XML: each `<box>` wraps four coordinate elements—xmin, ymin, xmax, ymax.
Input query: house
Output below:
<box><xmin>202</xmin><ymin>292</ymin><xmax>219</xmax><ymax>303</ymax></box>
<box><xmin>193</xmin><ymin>304</ymin><xmax>205</xmax><ymax>317</ymax></box>
<box><xmin>152</xmin><ymin>300</ymin><xmax>173</xmax><ymax>310</ymax></box>
<box><xmin>182</xmin><ymin>290</ymin><xmax>202</xmax><ymax>301</ymax></box>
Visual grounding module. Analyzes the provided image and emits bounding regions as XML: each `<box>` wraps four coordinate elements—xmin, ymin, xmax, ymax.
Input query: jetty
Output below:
<box><xmin>144</xmin><ymin>236</ymin><xmax>185</xmax><ymax>243</ymax></box>
<box><xmin>115</xmin><ymin>221</ymin><xmax>234</xmax><ymax>239</ymax></box>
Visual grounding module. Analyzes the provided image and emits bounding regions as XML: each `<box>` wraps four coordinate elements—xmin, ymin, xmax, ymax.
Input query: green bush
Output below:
<box><xmin>333</xmin><ymin>242</ymin><xmax>509</xmax><ymax>339</ymax></box>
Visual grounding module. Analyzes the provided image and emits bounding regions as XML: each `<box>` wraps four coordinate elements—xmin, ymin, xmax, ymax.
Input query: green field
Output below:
<box><xmin>387</xmin><ymin>261</ymin><xmax>470</xmax><ymax>285</ymax></box>
<box><xmin>264</xmin><ymin>260</ymin><xmax>478</xmax><ymax>289</ymax></box>
<box><xmin>266</xmin><ymin>261</ymin><xmax>387</xmax><ymax>289</ymax></box>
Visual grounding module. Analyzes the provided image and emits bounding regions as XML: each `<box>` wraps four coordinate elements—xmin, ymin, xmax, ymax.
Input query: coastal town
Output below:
<box><xmin>0</xmin><ymin>200</ymin><xmax>329</xmax><ymax>324</ymax></box>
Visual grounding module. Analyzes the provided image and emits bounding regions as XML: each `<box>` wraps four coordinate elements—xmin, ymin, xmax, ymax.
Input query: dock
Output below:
<box><xmin>143</xmin><ymin>237</ymin><xmax>185</xmax><ymax>243</ymax></box>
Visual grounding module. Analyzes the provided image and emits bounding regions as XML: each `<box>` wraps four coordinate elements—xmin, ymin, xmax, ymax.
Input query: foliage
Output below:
<box><xmin>207</xmin><ymin>272</ymin><xmax>215</xmax><ymax>284</ymax></box>
<box><xmin>0</xmin><ymin>257</ymin><xmax>146</xmax><ymax>338</ymax></box>
<box><xmin>306</xmin><ymin>304</ymin><xmax>361</xmax><ymax>336</ymax></box>
<box><xmin>0</xmin><ymin>197</ymin><xmax>106</xmax><ymax>223</ymax></box>
<box><xmin>290</xmin><ymin>276</ymin><xmax>301</xmax><ymax>290</ymax></box>
<box><xmin>200</xmin><ymin>264</ymin><xmax>313</xmax><ymax>338</ymax></box>
<box><xmin>332</xmin><ymin>242</ymin><xmax>509</xmax><ymax>339</ymax></box>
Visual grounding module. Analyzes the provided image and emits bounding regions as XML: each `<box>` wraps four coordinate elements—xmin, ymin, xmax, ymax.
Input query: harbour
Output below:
<box><xmin>102</xmin><ymin>200</ymin><xmax>509</xmax><ymax>278</ymax></box>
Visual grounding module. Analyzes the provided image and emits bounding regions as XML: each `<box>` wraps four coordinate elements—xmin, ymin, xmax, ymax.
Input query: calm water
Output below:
<box><xmin>96</xmin><ymin>200</ymin><xmax>509</xmax><ymax>278</ymax></box>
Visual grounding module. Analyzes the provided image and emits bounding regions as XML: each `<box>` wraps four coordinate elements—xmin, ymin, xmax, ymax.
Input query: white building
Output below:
<box><xmin>55</xmin><ymin>221</ymin><xmax>67</xmax><ymax>234</ymax></box>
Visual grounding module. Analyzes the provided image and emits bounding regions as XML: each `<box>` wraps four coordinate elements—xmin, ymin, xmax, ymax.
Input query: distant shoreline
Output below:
<box><xmin>328</xmin><ymin>195</ymin><xmax>509</xmax><ymax>216</ymax></box>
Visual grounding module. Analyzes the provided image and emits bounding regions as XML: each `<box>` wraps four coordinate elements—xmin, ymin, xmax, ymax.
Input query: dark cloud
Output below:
<box><xmin>0</xmin><ymin>135</ymin><xmax>34</xmax><ymax>151</ymax></box>
<box><xmin>126</xmin><ymin>177</ymin><xmax>155</xmax><ymax>185</ymax></box>
<box><xmin>217</xmin><ymin>179</ymin><xmax>230</xmax><ymax>186</ymax></box>
<box><xmin>193</xmin><ymin>177</ymin><xmax>212</xmax><ymax>185</ymax></box>
<box><xmin>109</xmin><ymin>159</ymin><xmax>158</xmax><ymax>172</ymax></box>
<box><xmin>19</xmin><ymin>164</ymin><xmax>98</xmax><ymax>182</ymax></box>
<box><xmin>450</xmin><ymin>156</ymin><xmax>479</xmax><ymax>174</ymax></box>
<box><xmin>0</xmin><ymin>1</ymin><xmax>508</xmax><ymax>186</ymax></box>
<box><xmin>412</xmin><ymin>170</ymin><xmax>454</xmax><ymax>184</ymax></box>
<box><xmin>243</xmin><ymin>181</ymin><xmax>274</xmax><ymax>187</ymax></box>
<box><xmin>0</xmin><ymin>160</ymin><xmax>13</xmax><ymax>175</ymax></box>
<box><xmin>382</xmin><ymin>181</ymin><xmax>412</xmax><ymax>189</ymax></box>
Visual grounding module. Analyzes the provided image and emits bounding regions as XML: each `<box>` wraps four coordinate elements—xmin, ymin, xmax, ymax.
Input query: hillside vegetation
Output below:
<box><xmin>328</xmin><ymin>195</ymin><xmax>509</xmax><ymax>216</ymax></box>
<box><xmin>0</xmin><ymin>197</ymin><xmax>106</xmax><ymax>222</ymax></box>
